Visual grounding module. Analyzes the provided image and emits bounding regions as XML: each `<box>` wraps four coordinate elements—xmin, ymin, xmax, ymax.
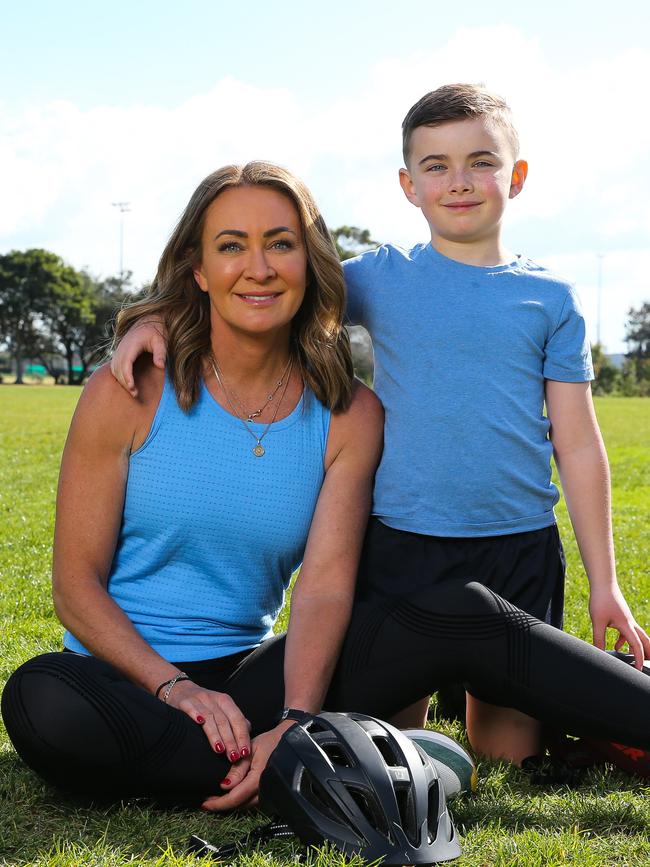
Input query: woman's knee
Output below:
<box><xmin>4</xmin><ymin>654</ymin><xmax>82</xmax><ymax>739</ymax></box>
<box><xmin>3</xmin><ymin>653</ymin><xmax>71</xmax><ymax>726</ymax></box>
<box><xmin>1</xmin><ymin>652</ymin><xmax>138</xmax><ymax>765</ymax></box>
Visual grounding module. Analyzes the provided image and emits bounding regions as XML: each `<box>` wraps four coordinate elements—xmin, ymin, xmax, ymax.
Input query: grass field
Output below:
<box><xmin>0</xmin><ymin>385</ymin><xmax>649</xmax><ymax>866</ymax></box>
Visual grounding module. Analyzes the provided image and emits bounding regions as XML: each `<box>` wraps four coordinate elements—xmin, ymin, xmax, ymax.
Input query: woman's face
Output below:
<box><xmin>193</xmin><ymin>185</ymin><xmax>308</xmax><ymax>344</ymax></box>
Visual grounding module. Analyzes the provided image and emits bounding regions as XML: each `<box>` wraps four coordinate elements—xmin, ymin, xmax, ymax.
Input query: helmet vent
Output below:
<box><xmin>426</xmin><ymin>780</ymin><xmax>440</xmax><ymax>839</ymax></box>
<box><xmin>395</xmin><ymin>786</ymin><xmax>418</xmax><ymax>846</ymax></box>
<box><xmin>347</xmin><ymin>785</ymin><xmax>390</xmax><ymax>839</ymax></box>
<box><xmin>321</xmin><ymin>742</ymin><xmax>355</xmax><ymax>768</ymax></box>
<box><xmin>304</xmin><ymin>718</ymin><xmax>329</xmax><ymax>735</ymax></box>
<box><xmin>301</xmin><ymin>769</ymin><xmax>351</xmax><ymax>827</ymax></box>
<box><xmin>372</xmin><ymin>735</ymin><xmax>401</xmax><ymax>767</ymax></box>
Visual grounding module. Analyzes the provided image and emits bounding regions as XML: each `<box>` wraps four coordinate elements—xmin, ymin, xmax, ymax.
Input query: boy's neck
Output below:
<box><xmin>430</xmin><ymin>234</ymin><xmax>515</xmax><ymax>267</ymax></box>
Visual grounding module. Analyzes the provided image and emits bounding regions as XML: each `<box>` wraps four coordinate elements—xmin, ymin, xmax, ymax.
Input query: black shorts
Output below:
<box><xmin>355</xmin><ymin>518</ymin><xmax>565</xmax><ymax>629</ymax></box>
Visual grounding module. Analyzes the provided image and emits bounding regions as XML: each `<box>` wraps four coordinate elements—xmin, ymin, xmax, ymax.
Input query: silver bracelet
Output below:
<box><xmin>161</xmin><ymin>672</ymin><xmax>190</xmax><ymax>703</ymax></box>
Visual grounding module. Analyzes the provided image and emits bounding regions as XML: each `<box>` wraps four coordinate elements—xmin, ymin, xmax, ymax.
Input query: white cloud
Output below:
<box><xmin>541</xmin><ymin>249</ymin><xmax>650</xmax><ymax>353</ymax></box>
<box><xmin>1</xmin><ymin>28</ymin><xmax>648</xmax><ymax>351</ymax></box>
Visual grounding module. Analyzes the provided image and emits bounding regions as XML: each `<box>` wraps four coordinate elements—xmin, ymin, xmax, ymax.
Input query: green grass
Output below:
<box><xmin>1</xmin><ymin>387</ymin><xmax>649</xmax><ymax>866</ymax></box>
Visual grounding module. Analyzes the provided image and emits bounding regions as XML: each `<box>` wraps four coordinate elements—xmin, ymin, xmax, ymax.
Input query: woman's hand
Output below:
<box><xmin>110</xmin><ymin>319</ymin><xmax>167</xmax><ymax>397</ymax></box>
<box><xmin>166</xmin><ymin>679</ymin><xmax>251</xmax><ymax>762</ymax></box>
<box><xmin>200</xmin><ymin>721</ymin><xmax>294</xmax><ymax>811</ymax></box>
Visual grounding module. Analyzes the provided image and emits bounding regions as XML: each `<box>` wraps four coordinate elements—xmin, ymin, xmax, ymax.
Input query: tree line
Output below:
<box><xmin>1</xmin><ymin>243</ymin><xmax>648</xmax><ymax>394</ymax></box>
<box><xmin>0</xmin><ymin>249</ymin><xmax>135</xmax><ymax>384</ymax></box>
<box><xmin>591</xmin><ymin>303</ymin><xmax>650</xmax><ymax>396</ymax></box>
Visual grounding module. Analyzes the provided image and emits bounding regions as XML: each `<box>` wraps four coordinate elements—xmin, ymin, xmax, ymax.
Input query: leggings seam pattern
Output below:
<box><xmin>389</xmin><ymin>600</ymin><xmax>509</xmax><ymax>640</ymax></box>
<box><xmin>23</xmin><ymin>659</ymin><xmax>148</xmax><ymax>765</ymax></box>
<box><xmin>491</xmin><ymin>590</ymin><xmax>534</xmax><ymax>688</ymax></box>
<box><xmin>340</xmin><ymin>603</ymin><xmax>391</xmax><ymax>676</ymax></box>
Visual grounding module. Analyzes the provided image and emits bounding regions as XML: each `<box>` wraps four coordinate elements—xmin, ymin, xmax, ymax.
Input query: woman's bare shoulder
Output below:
<box><xmin>325</xmin><ymin>379</ymin><xmax>383</xmax><ymax>471</ymax></box>
<box><xmin>335</xmin><ymin>379</ymin><xmax>383</xmax><ymax>431</ymax></box>
<box><xmin>74</xmin><ymin>359</ymin><xmax>165</xmax><ymax>450</ymax></box>
<box><xmin>349</xmin><ymin>379</ymin><xmax>383</xmax><ymax>421</ymax></box>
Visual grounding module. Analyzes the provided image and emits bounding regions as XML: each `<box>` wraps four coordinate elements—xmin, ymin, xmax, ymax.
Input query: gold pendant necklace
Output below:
<box><xmin>210</xmin><ymin>355</ymin><xmax>293</xmax><ymax>457</ymax></box>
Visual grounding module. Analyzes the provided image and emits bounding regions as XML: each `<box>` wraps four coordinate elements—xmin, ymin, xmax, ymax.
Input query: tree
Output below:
<box><xmin>37</xmin><ymin>271</ymin><xmax>135</xmax><ymax>384</ymax></box>
<box><xmin>0</xmin><ymin>249</ymin><xmax>134</xmax><ymax>385</ymax></box>
<box><xmin>0</xmin><ymin>249</ymin><xmax>73</xmax><ymax>383</ymax></box>
<box><xmin>591</xmin><ymin>343</ymin><xmax>621</xmax><ymax>395</ymax></box>
<box><xmin>625</xmin><ymin>302</ymin><xmax>650</xmax><ymax>358</ymax></box>
<box><xmin>330</xmin><ymin>226</ymin><xmax>379</xmax><ymax>383</ymax></box>
<box><xmin>331</xmin><ymin>225</ymin><xmax>379</xmax><ymax>261</ymax></box>
<box><xmin>72</xmin><ymin>274</ymin><xmax>134</xmax><ymax>381</ymax></box>
<box><xmin>624</xmin><ymin>302</ymin><xmax>650</xmax><ymax>397</ymax></box>
<box><xmin>34</xmin><ymin>265</ymin><xmax>96</xmax><ymax>384</ymax></box>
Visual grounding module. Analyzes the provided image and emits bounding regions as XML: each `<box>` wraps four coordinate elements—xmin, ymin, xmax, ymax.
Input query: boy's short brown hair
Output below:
<box><xmin>402</xmin><ymin>83</ymin><xmax>520</xmax><ymax>164</ymax></box>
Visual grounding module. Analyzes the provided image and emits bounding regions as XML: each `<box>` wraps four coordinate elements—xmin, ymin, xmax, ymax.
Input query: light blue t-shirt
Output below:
<box><xmin>344</xmin><ymin>243</ymin><xmax>593</xmax><ymax>537</ymax></box>
<box><xmin>65</xmin><ymin>376</ymin><xmax>331</xmax><ymax>661</ymax></box>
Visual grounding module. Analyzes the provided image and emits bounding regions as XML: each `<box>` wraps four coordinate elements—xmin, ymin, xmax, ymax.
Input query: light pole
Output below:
<box><xmin>112</xmin><ymin>201</ymin><xmax>131</xmax><ymax>282</ymax></box>
<box><xmin>596</xmin><ymin>253</ymin><xmax>605</xmax><ymax>346</ymax></box>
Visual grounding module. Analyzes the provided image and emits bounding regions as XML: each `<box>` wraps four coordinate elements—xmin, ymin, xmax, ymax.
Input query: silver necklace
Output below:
<box><xmin>229</xmin><ymin>356</ymin><xmax>292</xmax><ymax>422</ymax></box>
<box><xmin>210</xmin><ymin>355</ymin><xmax>293</xmax><ymax>457</ymax></box>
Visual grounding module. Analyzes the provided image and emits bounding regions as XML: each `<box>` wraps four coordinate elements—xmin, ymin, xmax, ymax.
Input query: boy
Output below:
<box><xmin>111</xmin><ymin>84</ymin><xmax>649</xmax><ymax>763</ymax></box>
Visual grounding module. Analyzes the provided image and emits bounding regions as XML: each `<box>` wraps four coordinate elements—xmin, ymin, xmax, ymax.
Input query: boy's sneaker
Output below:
<box><xmin>581</xmin><ymin>737</ymin><xmax>650</xmax><ymax>780</ymax></box>
<box><xmin>403</xmin><ymin>729</ymin><xmax>477</xmax><ymax>798</ymax></box>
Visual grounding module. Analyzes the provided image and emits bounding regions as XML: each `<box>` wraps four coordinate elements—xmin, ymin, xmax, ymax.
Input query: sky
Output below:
<box><xmin>2</xmin><ymin>0</ymin><xmax>650</xmax><ymax>352</ymax></box>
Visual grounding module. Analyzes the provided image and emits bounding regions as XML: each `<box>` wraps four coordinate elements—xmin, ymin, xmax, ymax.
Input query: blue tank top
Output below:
<box><xmin>65</xmin><ymin>375</ymin><xmax>331</xmax><ymax>661</ymax></box>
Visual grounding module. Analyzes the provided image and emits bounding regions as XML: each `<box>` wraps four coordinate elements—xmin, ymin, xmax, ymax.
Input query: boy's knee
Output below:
<box><xmin>420</xmin><ymin>578</ymin><xmax>504</xmax><ymax>617</ymax></box>
<box><xmin>456</xmin><ymin>581</ymin><xmax>534</xmax><ymax>627</ymax></box>
<box><xmin>462</xmin><ymin>580</ymin><xmax>502</xmax><ymax>612</ymax></box>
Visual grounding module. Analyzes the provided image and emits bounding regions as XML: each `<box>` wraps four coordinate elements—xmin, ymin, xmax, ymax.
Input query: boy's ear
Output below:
<box><xmin>399</xmin><ymin>167</ymin><xmax>420</xmax><ymax>206</ymax></box>
<box><xmin>509</xmin><ymin>160</ymin><xmax>528</xmax><ymax>199</ymax></box>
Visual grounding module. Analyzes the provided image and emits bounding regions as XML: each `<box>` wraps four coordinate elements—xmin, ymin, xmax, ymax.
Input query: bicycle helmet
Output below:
<box><xmin>259</xmin><ymin>711</ymin><xmax>461</xmax><ymax>864</ymax></box>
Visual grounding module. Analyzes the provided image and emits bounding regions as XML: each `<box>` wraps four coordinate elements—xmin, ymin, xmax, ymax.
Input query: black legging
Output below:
<box><xmin>3</xmin><ymin>579</ymin><xmax>650</xmax><ymax>805</ymax></box>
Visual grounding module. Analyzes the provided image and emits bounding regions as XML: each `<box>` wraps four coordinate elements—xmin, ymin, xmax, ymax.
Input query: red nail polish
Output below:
<box><xmin>223</xmin><ymin>778</ymin><xmax>231</xmax><ymax>786</ymax></box>
<box><xmin>215</xmin><ymin>742</ymin><xmax>225</xmax><ymax>753</ymax></box>
<box><xmin>240</xmin><ymin>746</ymin><xmax>250</xmax><ymax>758</ymax></box>
<box><xmin>196</xmin><ymin>715</ymin><xmax>205</xmax><ymax>724</ymax></box>
<box><xmin>230</xmin><ymin>750</ymin><xmax>240</xmax><ymax>762</ymax></box>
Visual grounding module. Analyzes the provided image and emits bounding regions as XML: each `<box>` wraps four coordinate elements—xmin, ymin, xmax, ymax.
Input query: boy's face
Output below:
<box><xmin>399</xmin><ymin>116</ymin><xmax>527</xmax><ymax>256</ymax></box>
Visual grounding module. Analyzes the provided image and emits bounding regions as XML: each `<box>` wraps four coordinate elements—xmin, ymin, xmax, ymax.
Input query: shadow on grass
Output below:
<box><xmin>2</xmin><ymin>750</ymin><xmax>649</xmax><ymax>864</ymax></box>
<box><xmin>0</xmin><ymin>750</ymin><xmax>270</xmax><ymax>864</ymax></box>
<box><xmin>452</xmin><ymin>762</ymin><xmax>650</xmax><ymax>838</ymax></box>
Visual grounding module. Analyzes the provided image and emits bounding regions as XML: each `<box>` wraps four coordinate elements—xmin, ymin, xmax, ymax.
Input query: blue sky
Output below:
<box><xmin>2</xmin><ymin>0</ymin><xmax>650</xmax><ymax>351</ymax></box>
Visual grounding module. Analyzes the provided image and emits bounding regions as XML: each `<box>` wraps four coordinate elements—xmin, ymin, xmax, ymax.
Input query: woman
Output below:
<box><xmin>1</xmin><ymin>161</ymin><xmax>383</xmax><ymax>810</ymax></box>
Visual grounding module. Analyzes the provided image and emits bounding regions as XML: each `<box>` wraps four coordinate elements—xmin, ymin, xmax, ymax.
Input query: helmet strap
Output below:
<box><xmin>187</xmin><ymin>822</ymin><xmax>294</xmax><ymax>859</ymax></box>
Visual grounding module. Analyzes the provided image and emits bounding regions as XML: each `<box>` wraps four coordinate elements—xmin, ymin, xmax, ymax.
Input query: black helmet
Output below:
<box><xmin>260</xmin><ymin>711</ymin><xmax>461</xmax><ymax>864</ymax></box>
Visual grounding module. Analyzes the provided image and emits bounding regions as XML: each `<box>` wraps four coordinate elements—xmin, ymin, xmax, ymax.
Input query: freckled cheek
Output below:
<box><xmin>425</xmin><ymin>182</ymin><xmax>450</xmax><ymax>207</ymax></box>
<box><xmin>481</xmin><ymin>177</ymin><xmax>510</xmax><ymax>200</ymax></box>
<box><xmin>416</xmin><ymin>177</ymin><xmax>444</xmax><ymax>197</ymax></box>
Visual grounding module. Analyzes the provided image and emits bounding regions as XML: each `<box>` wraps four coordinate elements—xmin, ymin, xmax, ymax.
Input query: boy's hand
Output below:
<box><xmin>110</xmin><ymin>319</ymin><xmax>167</xmax><ymax>397</ymax></box>
<box><xmin>589</xmin><ymin>585</ymin><xmax>650</xmax><ymax>669</ymax></box>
